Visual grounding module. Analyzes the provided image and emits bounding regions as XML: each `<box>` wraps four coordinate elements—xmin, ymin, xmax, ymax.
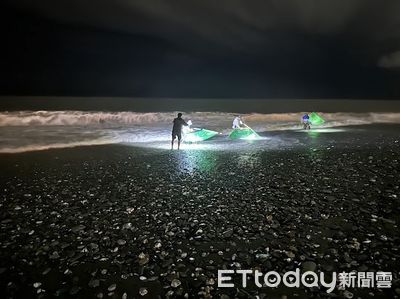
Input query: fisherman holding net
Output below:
<box><xmin>232</xmin><ymin>115</ymin><xmax>243</xmax><ymax>129</ymax></box>
<box><xmin>302</xmin><ymin>113</ymin><xmax>311</xmax><ymax>130</ymax></box>
<box><xmin>171</xmin><ymin>113</ymin><xmax>188</xmax><ymax>150</ymax></box>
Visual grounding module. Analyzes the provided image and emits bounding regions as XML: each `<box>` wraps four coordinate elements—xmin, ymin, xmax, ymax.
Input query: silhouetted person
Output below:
<box><xmin>171</xmin><ymin>113</ymin><xmax>188</xmax><ymax>150</ymax></box>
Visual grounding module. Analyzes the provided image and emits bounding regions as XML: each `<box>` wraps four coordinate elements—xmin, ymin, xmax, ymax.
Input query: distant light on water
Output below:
<box><xmin>307</xmin><ymin>128</ymin><xmax>346</xmax><ymax>133</ymax></box>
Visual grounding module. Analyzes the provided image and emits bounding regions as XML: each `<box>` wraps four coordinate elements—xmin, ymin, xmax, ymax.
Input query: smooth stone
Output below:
<box><xmin>302</xmin><ymin>261</ymin><xmax>317</xmax><ymax>272</ymax></box>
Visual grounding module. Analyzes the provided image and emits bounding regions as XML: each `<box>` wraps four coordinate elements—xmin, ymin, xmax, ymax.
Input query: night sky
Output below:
<box><xmin>1</xmin><ymin>0</ymin><xmax>400</xmax><ymax>99</ymax></box>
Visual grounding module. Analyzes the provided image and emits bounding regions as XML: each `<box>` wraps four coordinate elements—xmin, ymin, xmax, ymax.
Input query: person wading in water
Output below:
<box><xmin>171</xmin><ymin>113</ymin><xmax>188</xmax><ymax>150</ymax></box>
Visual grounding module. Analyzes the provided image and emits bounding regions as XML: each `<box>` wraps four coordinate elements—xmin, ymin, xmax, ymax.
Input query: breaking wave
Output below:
<box><xmin>0</xmin><ymin>111</ymin><xmax>400</xmax><ymax>153</ymax></box>
<box><xmin>1</xmin><ymin>111</ymin><xmax>400</xmax><ymax>127</ymax></box>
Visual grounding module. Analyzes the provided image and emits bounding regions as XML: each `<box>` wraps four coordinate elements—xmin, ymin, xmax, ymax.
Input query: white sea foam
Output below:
<box><xmin>0</xmin><ymin>111</ymin><xmax>399</xmax><ymax>153</ymax></box>
<box><xmin>0</xmin><ymin>139</ymin><xmax>115</xmax><ymax>154</ymax></box>
<box><xmin>1</xmin><ymin>111</ymin><xmax>400</xmax><ymax>127</ymax></box>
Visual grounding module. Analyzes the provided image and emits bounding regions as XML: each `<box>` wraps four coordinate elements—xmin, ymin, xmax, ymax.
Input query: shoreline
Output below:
<box><xmin>0</xmin><ymin>123</ymin><xmax>399</xmax><ymax>155</ymax></box>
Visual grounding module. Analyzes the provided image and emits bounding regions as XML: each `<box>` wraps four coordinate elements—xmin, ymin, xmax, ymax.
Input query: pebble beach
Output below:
<box><xmin>0</xmin><ymin>124</ymin><xmax>399</xmax><ymax>298</ymax></box>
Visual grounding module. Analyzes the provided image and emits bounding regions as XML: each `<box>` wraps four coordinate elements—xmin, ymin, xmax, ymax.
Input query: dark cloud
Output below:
<box><xmin>1</xmin><ymin>0</ymin><xmax>400</xmax><ymax>98</ymax></box>
<box><xmin>378</xmin><ymin>51</ymin><xmax>400</xmax><ymax>68</ymax></box>
<box><xmin>8</xmin><ymin>0</ymin><xmax>400</xmax><ymax>52</ymax></box>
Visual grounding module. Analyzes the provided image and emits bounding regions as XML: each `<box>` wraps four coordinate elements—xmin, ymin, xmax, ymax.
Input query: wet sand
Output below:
<box><xmin>0</xmin><ymin>125</ymin><xmax>399</xmax><ymax>298</ymax></box>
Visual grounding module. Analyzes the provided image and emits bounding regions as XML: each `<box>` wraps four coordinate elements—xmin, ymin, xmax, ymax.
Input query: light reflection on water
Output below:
<box><xmin>3</xmin><ymin>124</ymin><xmax>397</xmax><ymax>154</ymax></box>
<box><xmin>175</xmin><ymin>150</ymin><xmax>218</xmax><ymax>173</ymax></box>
